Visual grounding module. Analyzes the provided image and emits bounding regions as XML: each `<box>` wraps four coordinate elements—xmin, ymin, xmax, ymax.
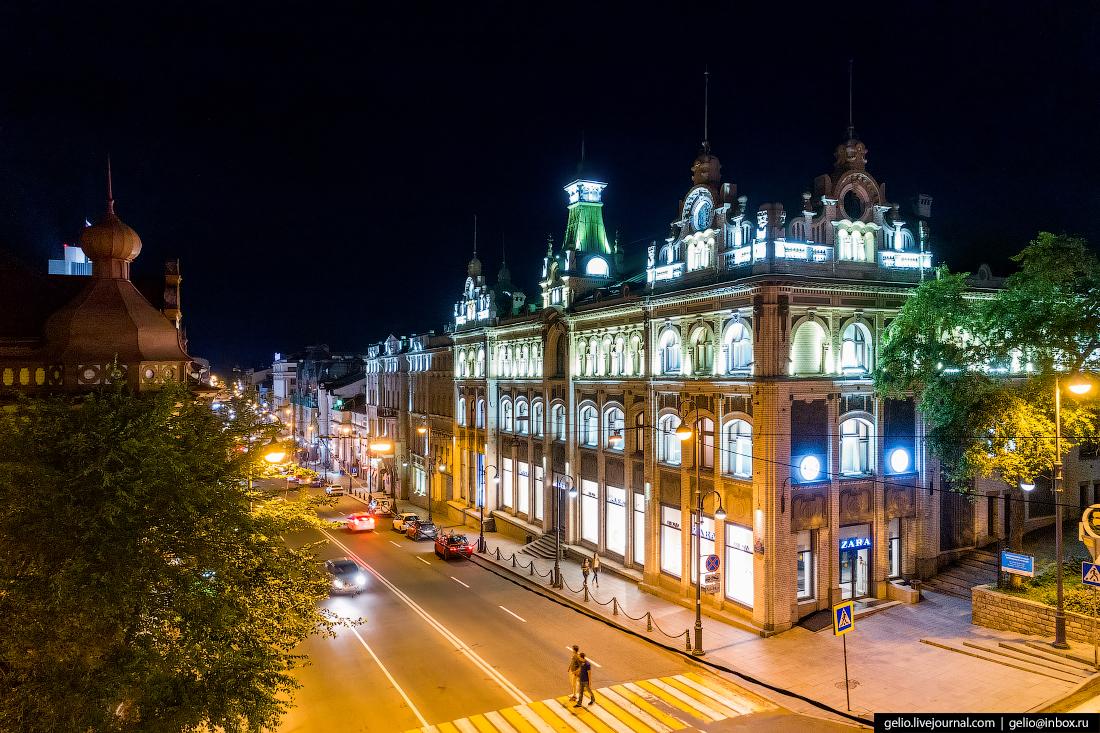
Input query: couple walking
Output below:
<box><xmin>581</xmin><ymin>553</ymin><xmax>600</xmax><ymax>587</ymax></box>
<box><xmin>567</xmin><ymin>645</ymin><xmax>595</xmax><ymax>707</ymax></box>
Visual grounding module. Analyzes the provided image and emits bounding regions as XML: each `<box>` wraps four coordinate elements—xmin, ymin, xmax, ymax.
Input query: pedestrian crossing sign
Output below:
<box><xmin>833</xmin><ymin>601</ymin><xmax>854</xmax><ymax>636</ymax></box>
<box><xmin>1083</xmin><ymin>562</ymin><xmax>1100</xmax><ymax>589</ymax></box>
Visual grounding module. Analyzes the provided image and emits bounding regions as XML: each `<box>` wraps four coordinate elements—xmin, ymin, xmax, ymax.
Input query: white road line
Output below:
<box><xmin>563</xmin><ymin>646</ymin><xmax>601</xmax><ymax>667</ymax></box>
<box><xmin>321</xmin><ymin>528</ymin><xmax>531</xmax><ymax>704</ymax></box>
<box><xmin>599</xmin><ymin>688</ymin><xmax>672</xmax><ymax>733</ymax></box>
<box><xmin>451</xmin><ymin>576</ymin><xmax>470</xmax><ymax>588</ymax></box>
<box><xmin>417</xmin><ymin>556</ymin><xmax>431</xmax><ymax>565</ymax></box>
<box><xmin>484</xmin><ymin>711</ymin><xmax>521</xmax><ymax>733</ymax></box>
<box><xmin>515</xmin><ymin>705</ymin><xmax>557</xmax><ymax>733</ymax></box>
<box><xmin>390</xmin><ymin>541</ymin><xmax>401</xmax><ymax>547</ymax></box>
<box><xmin>544</xmin><ymin>699</ymin><xmax>587</xmax><ymax>733</ymax></box>
<box><xmin>349</xmin><ymin>626</ymin><xmax>428</xmax><ymax>728</ymax></box>
<box><xmin>499</xmin><ymin>606</ymin><xmax>526</xmax><ymax>622</ymax></box>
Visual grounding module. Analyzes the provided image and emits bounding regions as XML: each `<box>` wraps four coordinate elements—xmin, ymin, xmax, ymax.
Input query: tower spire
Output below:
<box><xmin>107</xmin><ymin>154</ymin><xmax>115</xmax><ymax>214</ymax></box>
<box><xmin>847</xmin><ymin>59</ymin><xmax>854</xmax><ymax>140</ymax></box>
<box><xmin>473</xmin><ymin>214</ymin><xmax>478</xmax><ymax>257</ymax></box>
<box><xmin>502</xmin><ymin>233</ymin><xmax>506</xmax><ymax>265</ymax></box>
<box><xmin>703</xmin><ymin>68</ymin><xmax>710</xmax><ymax>153</ymax></box>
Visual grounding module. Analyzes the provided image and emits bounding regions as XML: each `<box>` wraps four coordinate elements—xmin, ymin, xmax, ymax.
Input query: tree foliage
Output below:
<box><xmin>875</xmin><ymin>233</ymin><xmax>1100</xmax><ymax>488</ymax></box>
<box><xmin>0</xmin><ymin>381</ymin><xmax>344</xmax><ymax>732</ymax></box>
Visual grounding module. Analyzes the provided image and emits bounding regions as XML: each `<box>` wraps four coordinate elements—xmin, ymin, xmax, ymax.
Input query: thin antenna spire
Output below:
<box><xmin>107</xmin><ymin>154</ymin><xmax>115</xmax><ymax>214</ymax></box>
<box><xmin>704</xmin><ymin>68</ymin><xmax>710</xmax><ymax>151</ymax></box>
<box><xmin>473</xmin><ymin>215</ymin><xmax>478</xmax><ymax>257</ymax></box>
<box><xmin>502</xmin><ymin>233</ymin><xmax>506</xmax><ymax>265</ymax></box>
<box><xmin>581</xmin><ymin>130</ymin><xmax>586</xmax><ymax>167</ymax></box>
<box><xmin>847</xmin><ymin>60</ymin><xmax>854</xmax><ymax>138</ymax></box>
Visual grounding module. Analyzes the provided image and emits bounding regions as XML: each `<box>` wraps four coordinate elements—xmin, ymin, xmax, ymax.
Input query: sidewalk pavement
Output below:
<box><xmin>343</xmin><ymin>492</ymin><xmax>1094</xmax><ymax>725</ymax></box>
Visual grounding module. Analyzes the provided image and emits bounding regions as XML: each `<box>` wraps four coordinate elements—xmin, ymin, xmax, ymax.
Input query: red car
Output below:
<box><xmin>346</xmin><ymin>512</ymin><xmax>376</xmax><ymax>532</ymax></box>
<box><xmin>435</xmin><ymin>533</ymin><xmax>474</xmax><ymax>560</ymax></box>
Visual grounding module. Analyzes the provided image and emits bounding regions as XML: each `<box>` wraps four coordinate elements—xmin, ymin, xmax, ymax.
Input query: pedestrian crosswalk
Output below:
<box><xmin>405</xmin><ymin>673</ymin><xmax>773</xmax><ymax>733</ymax></box>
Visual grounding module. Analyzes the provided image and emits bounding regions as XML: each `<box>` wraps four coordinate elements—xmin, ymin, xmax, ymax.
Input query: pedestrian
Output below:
<box><xmin>591</xmin><ymin>553</ymin><xmax>600</xmax><ymax>587</ymax></box>
<box><xmin>581</xmin><ymin>558</ymin><xmax>590</xmax><ymax>586</ymax></box>
<box><xmin>574</xmin><ymin>652</ymin><xmax>595</xmax><ymax>708</ymax></box>
<box><xmin>567</xmin><ymin>645</ymin><xmax>581</xmax><ymax>701</ymax></box>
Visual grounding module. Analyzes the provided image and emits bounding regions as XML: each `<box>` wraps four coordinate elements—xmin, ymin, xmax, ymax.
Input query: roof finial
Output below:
<box><xmin>502</xmin><ymin>233</ymin><xmax>506</xmax><ymax>265</ymax></box>
<box><xmin>473</xmin><ymin>214</ymin><xmax>478</xmax><ymax>257</ymax></box>
<box><xmin>847</xmin><ymin>59</ymin><xmax>854</xmax><ymax>140</ymax></box>
<box><xmin>703</xmin><ymin>68</ymin><xmax>710</xmax><ymax>154</ymax></box>
<box><xmin>107</xmin><ymin>154</ymin><xmax>115</xmax><ymax>214</ymax></box>
<box><xmin>581</xmin><ymin>129</ymin><xmax>586</xmax><ymax>168</ymax></box>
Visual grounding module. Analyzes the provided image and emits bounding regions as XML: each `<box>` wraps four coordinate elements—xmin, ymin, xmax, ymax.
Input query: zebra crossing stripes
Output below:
<box><xmin>404</xmin><ymin>673</ymin><xmax>772</xmax><ymax>733</ymax></box>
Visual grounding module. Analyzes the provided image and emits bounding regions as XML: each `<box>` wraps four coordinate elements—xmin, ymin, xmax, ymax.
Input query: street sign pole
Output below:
<box><xmin>842</xmin><ymin>634</ymin><xmax>850</xmax><ymax>712</ymax></box>
<box><xmin>832</xmin><ymin>601</ymin><xmax>854</xmax><ymax>712</ymax></box>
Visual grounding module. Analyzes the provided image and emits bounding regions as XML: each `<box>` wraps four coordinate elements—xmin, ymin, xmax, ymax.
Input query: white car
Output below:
<box><xmin>347</xmin><ymin>512</ymin><xmax>376</xmax><ymax>532</ymax></box>
<box><xmin>392</xmin><ymin>512</ymin><xmax>419</xmax><ymax>532</ymax></box>
<box><xmin>326</xmin><ymin>485</ymin><xmax>346</xmax><ymax>497</ymax></box>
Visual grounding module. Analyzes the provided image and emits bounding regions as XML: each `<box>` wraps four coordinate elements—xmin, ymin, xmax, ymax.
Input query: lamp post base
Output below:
<box><xmin>692</xmin><ymin>626</ymin><xmax>704</xmax><ymax>656</ymax></box>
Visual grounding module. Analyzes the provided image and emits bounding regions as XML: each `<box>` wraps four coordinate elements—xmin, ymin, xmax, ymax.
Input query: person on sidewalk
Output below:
<box><xmin>581</xmin><ymin>558</ymin><xmax>590</xmax><ymax>586</ymax></box>
<box><xmin>574</xmin><ymin>653</ymin><xmax>595</xmax><ymax>708</ymax></box>
<box><xmin>591</xmin><ymin>553</ymin><xmax>600</xmax><ymax>587</ymax></box>
<box><xmin>567</xmin><ymin>645</ymin><xmax>581</xmax><ymax>701</ymax></box>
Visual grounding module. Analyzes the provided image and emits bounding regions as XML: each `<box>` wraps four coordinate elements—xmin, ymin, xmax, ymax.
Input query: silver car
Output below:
<box><xmin>323</xmin><ymin>557</ymin><xmax>366</xmax><ymax>595</ymax></box>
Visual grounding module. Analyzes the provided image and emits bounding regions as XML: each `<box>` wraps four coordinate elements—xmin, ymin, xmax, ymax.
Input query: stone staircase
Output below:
<box><xmin>521</xmin><ymin>531</ymin><xmax>563</xmax><ymax>560</ymax></box>
<box><xmin>924</xmin><ymin>548</ymin><xmax>1000</xmax><ymax>599</ymax></box>
<box><xmin>920</xmin><ymin>636</ymin><xmax>1098</xmax><ymax>683</ymax></box>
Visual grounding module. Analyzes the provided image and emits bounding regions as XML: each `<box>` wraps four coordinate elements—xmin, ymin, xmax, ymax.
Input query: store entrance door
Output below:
<box><xmin>840</xmin><ymin>546</ymin><xmax>870</xmax><ymax>599</ymax></box>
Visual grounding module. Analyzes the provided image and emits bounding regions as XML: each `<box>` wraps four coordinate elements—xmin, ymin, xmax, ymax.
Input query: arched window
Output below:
<box><xmin>551</xmin><ymin>403</ymin><xmax>566</xmax><ymax>441</ymax></box>
<box><xmin>579</xmin><ymin>406</ymin><xmax>599</xmax><ymax>446</ymax></box>
<box><xmin>791</xmin><ymin>321</ymin><xmax>827</xmax><ymax>375</ymax></box>
<box><xmin>532</xmin><ymin>401</ymin><xmax>544</xmax><ymax>437</ymax></box>
<box><xmin>577</xmin><ymin>339</ymin><xmax>587</xmax><ymax>376</ymax></box>
<box><xmin>689</xmin><ymin>241</ymin><xmax>709</xmax><ymax>271</ymax></box>
<box><xmin>518</xmin><ymin>346</ymin><xmax>528</xmax><ymax>377</ymax></box>
<box><xmin>634</xmin><ymin>412</ymin><xmax>645</xmax><ymax>453</ymax></box>
<box><xmin>501</xmin><ymin>399</ymin><xmax>513</xmax><ymax>432</ymax></box>
<box><xmin>660</xmin><ymin>330</ymin><xmax>681</xmax><ymax>374</ymax></box>
<box><xmin>841</xmin><ymin>323</ymin><xmax>872</xmax><ymax>372</ymax></box>
<box><xmin>696</xmin><ymin>417</ymin><xmax>714</xmax><ymax>469</ymax></box>
<box><xmin>599</xmin><ymin>338</ymin><xmax>611</xmax><ymax>376</ymax></box>
<box><xmin>585</xmin><ymin>256</ymin><xmax>609</xmax><ymax>277</ymax></box>
<box><xmin>477</xmin><ymin>399</ymin><xmax>486</xmax><ymax>429</ymax></box>
<box><xmin>659</xmin><ymin>414</ymin><xmax>683</xmax><ymax>465</ymax></box>
<box><xmin>457</xmin><ymin>397</ymin><xmax>466</xmax><ymax>426</ymax></box>
<box><xmin>516</xmin><ymin>399</ymin><xmax>529</xmax><ymax>434</ymax></box>
<box><xmin>611</xmin><ymin>336</ymin><xmax>625</xmax><ymax>376</ymax></box>
<box><xmin>724</xmin><ymin>322</ymin><xmax>752</xmax><ymax>372</ymax></box>
<box><xmin>740</xmin><ymin>220</ymin><xmax>753</xmax><ymax>246</ymax></box>
<box><xmin>789</xmin><ymin>220</ymin><xmax>806</xmax><ymax>241</ymax></box>
<box><xmin>724</xmin><ymin>420</ymin><xmax>752</xmax><ymax>477</ymax></box>
<box><xmin>691</xmin><ymin>328</ymin><xmax>713</xmax><ymax>375</ymax></box>
<box><xmin>605</xmin><ymin>406</ymin><xmax>624</xmax><ymax>450</ymax></box>
<box><xmin>840</xmin><ymin>417</ymin><xmax>874</xmax><ymax>475</ymax></box>
<box><xmin>476</xmin><ymin>348</ymin><xmax>485</xmax><ymax>378</ymax></box>
<box><xmin>458</xmin><ymin>350</ymin><xmax>467</xmax><ymax>378</ymax></box>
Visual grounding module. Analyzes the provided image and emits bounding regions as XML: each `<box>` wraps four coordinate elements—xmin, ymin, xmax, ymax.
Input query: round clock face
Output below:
<box><xmin>693</xmin><ymin>200</ymin><xmax>712</xmax><ymax>231</ymax></box>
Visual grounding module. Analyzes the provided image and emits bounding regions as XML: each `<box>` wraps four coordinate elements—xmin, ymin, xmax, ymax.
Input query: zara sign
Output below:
<box><xmin>840</xmin><ymin>538</ymin><xmax>872</xmax><ymax>551</ymax></box>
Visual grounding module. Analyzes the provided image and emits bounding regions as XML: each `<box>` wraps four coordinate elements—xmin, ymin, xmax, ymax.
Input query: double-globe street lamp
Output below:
<box><xmin>417</xmin><ymin>423</ymin><xmax>446</xmax><ymax>524</ymax></box>
<box><xmin>477</xmin><ymin>464</ymin><xmax>499</xmax><ymax>553</ymax></box>
<box><xmin>553</xmin><ymin>476</ymin><xmax>578</xmax><ymax>589</ymax></box>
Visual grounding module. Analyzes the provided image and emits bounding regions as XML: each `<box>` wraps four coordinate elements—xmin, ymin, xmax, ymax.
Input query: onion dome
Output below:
<box><xmin>78</xmin><ymin>199</ymin><xmax>143</xmax><ymax>279</ymax></box>
<box><xmin>834</xmin><ymin>126</ymin><xmax>868</xmax><ymax>175</ymax></box>
<box><xmin>691</xmin><ymin>146</ymin><xmax>722</xmax><ymax>189</ymax></box>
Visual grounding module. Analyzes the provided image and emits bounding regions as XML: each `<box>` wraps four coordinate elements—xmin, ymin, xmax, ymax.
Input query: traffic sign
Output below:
<box><xmin>705</xmin><ymin>554</ymin><xmax>720</xmax><ymax>573</ymax></box>
<box><xmin>702</xmin><ymin>572</ymin><xmax>721</xmax><ymax>593</ymax></box>
<box><xmin>833</xmin><ymin>601</ymin><xmax>854</xmax><ymax>636</ymax></box>
<box><xmin>1081</xmin><ymin>505</ymin><xmax>1100</xmax><ymax>561</ymax></box>
<box><xmin>1084</xmin><ymin>562</ymin><xmax>1100</xmax><ymax>589</ymax></box>
<box><xmin>1001</xmin><ymin>550</ymin><xmax>1035</xmax><ymax>577</ymax></box>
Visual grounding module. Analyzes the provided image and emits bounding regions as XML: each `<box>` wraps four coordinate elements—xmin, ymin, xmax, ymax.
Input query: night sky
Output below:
<box><xmin>1</xmin><ymin>3</ymin><xmax>1097</xmax><ymax>372</ymax></box>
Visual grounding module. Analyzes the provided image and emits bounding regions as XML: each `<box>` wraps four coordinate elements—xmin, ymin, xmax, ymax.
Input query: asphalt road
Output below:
<box><xmin>272</xmin><ymin>486</ymin><xmax>858</xmax><ymax>733</ymax></box>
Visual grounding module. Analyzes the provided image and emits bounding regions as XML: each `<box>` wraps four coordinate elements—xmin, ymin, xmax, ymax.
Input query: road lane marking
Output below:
<box><xmin>499</xmin><ymin>606</ymin><xmax>526</xmax><ymax>622</ymax></box>
<box><xmin>321</xmin><ymin>528</ymin><xmax>531</xmax><ymax>705</ymax></box>
<box><xmin>349</xmin><ymin>626</ymin><xmax>429</xmax><ymax>728</ymax></box>
<box><xmin>452</xmin><ymin>576</ymin><xmax>470</xmax><ymax>588</ymax></box>
<box><xmin>563</xmin><ymin>647</ymin><xmax>601</xmax><ymax>667</ymax></box>
<box><xmin>390</xmin><ymin>541</ymin><xmax>402</xmax><ymax>547</ymax></box>
<box><xmin>417</xmin><ymin>557</ymin><xmax>431</xmax><ymax>565</ymax></box>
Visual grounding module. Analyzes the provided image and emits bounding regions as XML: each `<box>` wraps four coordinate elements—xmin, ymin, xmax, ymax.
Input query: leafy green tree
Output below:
<box><xmin>0</xmin><ymin>381</ymin><xmax>345</xmax><ymax>732</ymax></box>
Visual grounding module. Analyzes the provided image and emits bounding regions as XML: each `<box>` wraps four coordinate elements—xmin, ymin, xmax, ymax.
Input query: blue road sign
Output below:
<box><xmin>1001</xmin><ymin>550</ymin><xmax>1035</xmax><ymax>577</ymax></box>
<box><xmin>833</xmin><ymin>602</ymin><xmax>854</xmax><ymax>636</ymax></box>
<box><xmin>1084</xmin><ymin>562</ymin><xmax>1100</xmax><ymax>589</ymax></box>
<box><xmin>705</xmin><ymin>554</ymin><xmax>720</xmax><ymax>573</ymax></box>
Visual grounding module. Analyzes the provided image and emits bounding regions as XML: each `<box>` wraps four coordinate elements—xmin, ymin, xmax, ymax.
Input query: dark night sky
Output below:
<box><xmin>1</xmin><ymin>2</ymin><xmax>1097</xmax><ymax>373</ymax></box>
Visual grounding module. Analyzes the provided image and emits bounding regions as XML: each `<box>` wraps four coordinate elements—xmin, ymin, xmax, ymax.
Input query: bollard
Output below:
<box><xmin>613</xmin><ymin>598</ymin><xmax>618</xmax><ymax>616</ymax></box>
<box><xmin>647</xmin><ymin>612</ymin><xmax>652</xmax><ymax>632</ymax></box>
<box><xmin>512</xmin><ymin>554</ymin><xmax>516</xmax><ymax>568</ymax></box>
<box><xmin>529</xmin><ymin>561</ymin><xmax>534</xmax><ymax>576</ymax></box>
<box><xmin>496</xmin><ymin>548</ymin><xmax>502</xmax><ymax>560</ymax></box>
<box><xmin>686</xmin><ymin>633</ymin><xmax>692</xmax><ymax>653</ymax></box>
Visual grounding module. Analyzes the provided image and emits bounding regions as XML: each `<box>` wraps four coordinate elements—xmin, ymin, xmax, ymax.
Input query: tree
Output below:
<box><xmin>875</xmin><ymin>234</ymin><xmax>1100</xmax><ymax>551</ymax></box>
<box><xmin>0</xmin><ymin>381</ymin><xmax>345</xmax><ymax>732</ymax></box>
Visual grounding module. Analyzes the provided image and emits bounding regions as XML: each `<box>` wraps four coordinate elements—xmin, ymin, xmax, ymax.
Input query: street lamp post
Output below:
<box><xmin>418</xmin><ymin>423</ymin><xmax>436</xmax><ymax>524</ymax></box>
<box><xmin>478</xmin><ymin>465</ymin><xmax>499</xmax><ymax>553</ymax></box>
<box><xmin>1053</xmin><ymin>375</ymin><xmax>1093</xmax><ymax>649</ymax></box>
<box><xmin>553</xmin><ymin>476</ymin><xmax>577</xmax><ymax>588</ymax></box>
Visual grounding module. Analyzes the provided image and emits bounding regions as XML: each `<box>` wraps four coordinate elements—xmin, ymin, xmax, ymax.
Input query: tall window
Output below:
<box><xmin>612</xmin><ymin>337</ymin><xmax>625</xmax><ymax>376</ymax></box>
<box><xmin>725</xmin><ymin>524</ymin><xmax>754</xmax><ymax>607</ymax></box>
<box><xmin>633</xmin><ymin>493</ymin><xmax>645</xmax><ymax>566</ymax></box>
<box><xmin>502</xmin><ymin>457</ymin><xmax>513</xmax><ymax>509</ymax></box>
<box><xmin>725</xmin><ymin>322</ymin><xmax>752</xmax><ymax>372</ymax></box>
<box><xmin>579</xmin><ymin>405</ymin><xmax>598</xmax><ymax>446</ymax></box>
<box><xmin>532</xmin><ymin>401</ymin><xmax>544</xmax><ymax>437</ymax></box>
<box><xmin>457</xmin><ymin>397</ymin><xmax>466</xmax><ymax>426</ymax></box>
<box><xmin>696</xmin><ymin>418</ymin><xmax>714</xmax><ymax>469</ymax></box>
<box><xmin>581</xmin><ymin>480</ymin><xmax>599</xmax><ymax>544</ymax></box>
<box><xmin>605</xmin><ymin>406</ymin><xmax>625</xmax><ymax>450</ymax></box>
<box><xmin>724</xmin><ymin>419</ymin><xmax>752</xmax><ymax>477</ymax></box>
<box><xmin>476</xmin><ymin>348</ymin><xmax>485</xmax><ymax>377</ymax></box>
<box><xmin>516</xmin><ymin>399</ymin><xmax>529</xmax><ymax>435</ymax></box>
<box><xmin>634</xmin><ymin>412</ymin><xmax>645</xmax><ymax>453</ymax></box>
<box><xmin>692</xmin><ymin>329</ymin><xmax>713</xmax><ymax>375</ymax></box>
<box><xmin>552</xmin><ymin>403</ymin><xmax>566</xmax><ymax>441</ymax></box>
<box><xmin>888</xmin><ymin>518</ymin><xmax>901</xmax><ymax>578</ymax></box>
<box><xmin>841</xmin><ymin>324</ymin><xmax>871</xmax><ymax>372</ymax></box>
<box><xmin>840</xmin><ymin>417</ymin><xmax>873</xmax><ymax>475</ymax></box>
<box><xmin>477</xmin><ymin>399</ymin><xmax>485</xmax><ymax>429</ymax></box>
<box><xmin>576</xmin><ymin>339</ymin><xmax>587</xmax><ymax>376</ymax></box>
<box><xmin>501</xmin><ymin>399</ymin><xmax>513</xmax><ymax>432</ymax></box>
<box><xmin>797</xmin><ymin>530</ymin><xmax>814</xmax><ymax>599</ymax></box>
<box><xmin>660</xmin><ymin>331</ymin><xmax>681</xmax><ymax>374</ymax></box>
<box><xmin>659</xmin><ymin>415</ymin><xmax>682</xmax><ymax>465</ymax></box>
<box><xmin>660</xmin><ymin>505</ymin><xmax>682</xmax><ymax>577</ymax></box>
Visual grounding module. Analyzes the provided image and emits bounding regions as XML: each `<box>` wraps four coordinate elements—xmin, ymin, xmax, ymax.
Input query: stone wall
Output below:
<box><xmin>972</xmin><ymin>584</ymin><xmax>1100</xmax><ymax>643</ymax></box>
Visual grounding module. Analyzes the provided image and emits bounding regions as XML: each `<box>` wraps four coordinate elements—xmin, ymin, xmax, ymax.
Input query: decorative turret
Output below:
<box><xmin>834</xmin><ymin>126</ymin><xmax>868</xmax><ymax>176</ymax></box>
<box><xmin>78</xmin><ymin>178</ymin><xmax>142</xmax><ymax>280</ymax></box>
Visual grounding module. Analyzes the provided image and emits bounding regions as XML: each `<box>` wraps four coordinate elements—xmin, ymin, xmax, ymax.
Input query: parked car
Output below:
<box><xmin>308</xmin><ymin>477</ymin><xmax>325</xmax><ymax>488</ymax></box>
<box><xmin>323</xmin><ymin>557</ymin><xmax>366</xmax><ymax>595</ymax></box>
<box><xmin>435</xmin><ymin>533</ymin><xmax>474</xmax><ymax>560</ymax></box>
<box><xmin>371</xmin><ymin>499</ymin><xmax>393</xmax><ymax>517</ymax></box>
<box><xmin>346</xmin><ymin>512</ymin><xmax>375</xmax><ymax>532</ymax></box>
<box><xmin>392</xmin><ymin>512</ymin><xmax>419</xmax><ymax>532</ymax></box>
<box><xmin>326</xmin><ymin>484</ymin><xmax>346</xmax><ymax>497</ymax></box>
<box><xmin>406</xmin><ymin>519</ymin><xmax>439</xmax><ymax>541</ymax></box>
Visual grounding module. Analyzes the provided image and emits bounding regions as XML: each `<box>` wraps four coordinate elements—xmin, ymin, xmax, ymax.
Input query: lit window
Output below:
<box><xmin>457</xmin><ymin>397</ymin><xmax>466</xmax><ymax>426</ymax></box>
<box><xmin>635</xmin><ymin>412</ymin><xmax>645</xmax><ymax>452</ymax></box>
<box><xmin>660</xmin><ymin>331</ymin><xmax>681</xmax><ymax>374</ymax></box>
<box><xmin>516</xmin><ymin>399</ymin><xmax>529</xmax><ymax>435</ymax></box>
<box><xmin>691</xmin><ymin>329</ymin><xmax>713</xmax><ymax>375</ymax></box>
<box><xmin>579</xmin><ymin>405</ymin><xmax>598</xmax><ymax>446</ymax></box>
<box><xmin>532</xmin><ymin>401</ymin><xmax>544</xmax><ymax>437</ymax></box>
<box><xmin>723</xmin><ymin>419</ymin><xmax>752</xmax><ymax>477</ymax></box>
<box><xmin>841</xmin><ymin>324</ymin><xmax>871</xmax><ymax>372</ymax></box>
<box><xmin>696</xmin><ymin>418</ymin><xmax>714</xmax><ymax>469</ymax></box>
<box><xmin>605</xmin><ymin>407</ymin><xmax>624</xmax><ymax>450</ymax></box>
<box><xmin>611</xmin><ymin>337</ymin><xmax>625</xmax><ymax>376</ymax></box>
<box><xmin>659</xmin><ymin>415</ymin><xmax>682</xmax><ymax>465</ymax></box>
<box><xmin>725</xmin><ymin>322</ymin><xmax>752</xmax><ymax>372</ymax></box>
<box><xmin>840</xmin><ymin>417</ymin><xmax>873</xmax><ymax>475</ymax></box>
<box><xmin>551</xmin><ymin>403</ymin><xmax>566</xmax><ymax>441</ymax></box>
<box><xmin>585</xmin><ymin>257</ymin><xmax>609</xmax><ymax>277</ymax></box>
<box><xmin>477</xmin><ymin>399</ymin><xmax>486</xmax><ymax>429</ymax></box>
<box><xmin>501</xmin><ymin>399</ymin><xmax>513</xmax><ymax>432</ymax></box>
